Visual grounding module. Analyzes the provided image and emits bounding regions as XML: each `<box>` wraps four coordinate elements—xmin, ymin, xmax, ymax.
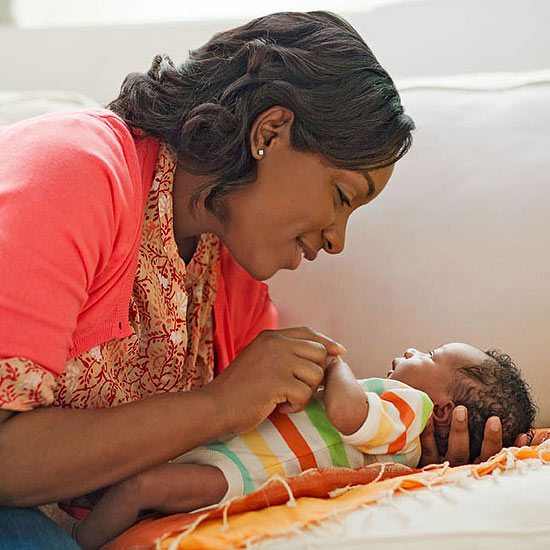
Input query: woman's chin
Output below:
<box><xmin>239</xmin><ymin>259</ymin><xmax>279</xmax><ymax>282</ymax></box>
<box><xmin>229</xmin><ymin>248</ymin><xmax>296</xmax><ymax>281</ymax></box>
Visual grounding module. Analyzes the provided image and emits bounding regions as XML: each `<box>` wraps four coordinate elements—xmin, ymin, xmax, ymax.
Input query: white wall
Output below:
<box><xmin>0</xmin><ymin>0</ymin><xmax>548</xmax><ymax>103</ymax></box>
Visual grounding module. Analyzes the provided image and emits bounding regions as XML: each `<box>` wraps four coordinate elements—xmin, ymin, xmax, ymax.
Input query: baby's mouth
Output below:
<box><xmin>387</xmin><ymin>358</ymin><xmax>398</xmax><ymax>377</ymax></box>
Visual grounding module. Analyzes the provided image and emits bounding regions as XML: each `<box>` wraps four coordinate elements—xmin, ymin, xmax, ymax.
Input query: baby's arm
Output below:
<box><xmin>76</xmin><ymin>463</ymin><xmax>227</xmax><ymax>550</ymax></box>
<box><xmin>323</xmin><ymin>355</ymin><xmax>368</xmax><ymax>435</ymax></box>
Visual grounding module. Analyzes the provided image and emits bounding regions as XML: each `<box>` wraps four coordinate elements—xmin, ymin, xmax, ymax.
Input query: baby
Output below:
<box><xmin>76</xmin><ymin>342</ymin><xmax>536</xmax><ymax>549</ymax></box>
<box><xmin>387</xmin><ymin>343</ymin><xmax>536</xmax><ymax>461</ymax></box>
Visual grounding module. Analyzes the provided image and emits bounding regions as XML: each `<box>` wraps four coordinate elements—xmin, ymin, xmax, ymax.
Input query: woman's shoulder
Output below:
<box><xmin>0</xmin><ymin>107</ymin><xmax>154</xmax><ymax>272</ymax></box>
<box><xmin>0</xmin><ymin>108</ymin><xmax>154</xmax><ymax>212</ymax></box>
<box><xmin>0</xmin><ymin>108</ymin><xmax>134</xmax><ymax>157</ymax></box>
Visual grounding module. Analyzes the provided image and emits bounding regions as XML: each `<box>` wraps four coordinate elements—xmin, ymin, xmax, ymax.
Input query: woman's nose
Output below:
<box><xmin>404</xmin><ymin>348</ymin><xmax>418</xmax><ymax>359</ymax></box>
<box><xmin>322</xmin><ymin>220</ymin><xmax>347</xmax><ymax>255</ymax></box>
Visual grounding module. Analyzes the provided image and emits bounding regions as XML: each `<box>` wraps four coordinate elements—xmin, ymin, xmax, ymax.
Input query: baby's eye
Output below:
<box><xmin>428</xmin><ymin>351</ymin><xmax>434</xmax><ymax>359</ymax></box>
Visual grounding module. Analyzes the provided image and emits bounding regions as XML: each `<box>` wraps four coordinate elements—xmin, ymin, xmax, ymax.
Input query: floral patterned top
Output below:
<box><xmin>1</xmin><ymin>140</ymin><xmax>221</xmax><ymax>410</ymax></box>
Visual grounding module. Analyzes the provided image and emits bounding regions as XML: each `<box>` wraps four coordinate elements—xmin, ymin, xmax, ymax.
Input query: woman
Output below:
<box><xmin>0</xmin><ymin>11</ymin><xmax>500</xmax><ymax>549</ymax></box>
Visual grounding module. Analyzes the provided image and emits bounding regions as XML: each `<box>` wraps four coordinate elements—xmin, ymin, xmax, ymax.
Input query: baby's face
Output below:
<box><xmin>387</xmin><ymin>342</ymin><xmax>487</xmax><ymax>400</ymax></box>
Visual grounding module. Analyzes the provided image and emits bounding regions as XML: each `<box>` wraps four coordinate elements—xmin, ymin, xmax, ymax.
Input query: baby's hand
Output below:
<box><xmin>325</xmin><ymin>354</ymin><xmax>344</xmax><ymax>371</ymax></box>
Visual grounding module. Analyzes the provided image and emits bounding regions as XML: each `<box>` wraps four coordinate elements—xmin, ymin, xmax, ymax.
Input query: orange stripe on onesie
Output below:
<box><xmin>269</xmin><ymin>410</ymin><xmax>319</xmax><ymax>471</ymax></box>
<box><xmin>381</xmin><ymin>392</ymin><xmax>415</xmax><ymax>454</ymax></box>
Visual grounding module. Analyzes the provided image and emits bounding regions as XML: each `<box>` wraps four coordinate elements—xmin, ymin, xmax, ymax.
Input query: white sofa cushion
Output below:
<box><xmin>0</xmin><ymin>90</ymin><xmax>100</xmax><ymax>125</ymax></box>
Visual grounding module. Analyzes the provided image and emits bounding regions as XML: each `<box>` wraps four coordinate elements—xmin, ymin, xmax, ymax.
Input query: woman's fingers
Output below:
<box><xmin>421</xmin><ymin>408</ymin><xmax>504</xmax><ymax>468</ymax></box>
<box><xmin>527</xmin><ymin>429</ymin><xmax>550</xmax><ymax>446</ymax></box>
<box><xmin>275</xmin><ymin>367</ymin><xmax>322</xmax><ymax>414</ymax></box>
<box><xmin>279</xmin><ymin>326</ymin><xmax>347</xmax><ymax>356</ymax></box>
<box><xmin>284</xmin><ymin>335</ymin><xmax>328</xmax><ymax>370</ymax></box>
<box><xmin>477</xmin><ymin>416</ymin><xmax>502</xmax><ymax>462</ymax></box>
<box><xmin>208</xmin><ymin>327</ymin><xmax>344</xmax><ymax>434</ymax></box>
<box><xmin>445</xmin><ymin>406</ymin><xmax>470</xmax><ymax>467</ymax></box>
<box><xmin>292</xmin><ymin>357</ymin><xmax>325</xmax><ymax>390</ymax></box>
<box><xmin>515</xmin><ymin>432</ymin><xmax>530</xmax><ymax>447</ymax></box>
<box><xmin>272</xmin><ymin>355</ymin><xmax>326</xmax><ymax>415</ymax></box>
<box><xmin>418</xmin><ymin>416</ymin><xmax>440</xmax><ymax>467</ymax></box>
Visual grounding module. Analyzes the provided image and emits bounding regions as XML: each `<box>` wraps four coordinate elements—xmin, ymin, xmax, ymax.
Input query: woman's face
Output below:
<box><xmin>220</xmin><ymin>119</ymin><xmax>394</xmax><ymax>280</ymax></box>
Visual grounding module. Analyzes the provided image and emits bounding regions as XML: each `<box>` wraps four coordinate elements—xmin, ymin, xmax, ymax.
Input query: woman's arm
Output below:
<box><xmin>0</xmin><ymin>327</ymin><xmax>343</xmax><ymax>506</ymax></box>
<box><xmin>0</xmin><ymin>387</ymin><xmax>224</xmax><ymax>507</ymax></box>
<box><xmin>323</xmin><ymin>356</ymin><xmax>368</xmax><ymax>436</ymax></box>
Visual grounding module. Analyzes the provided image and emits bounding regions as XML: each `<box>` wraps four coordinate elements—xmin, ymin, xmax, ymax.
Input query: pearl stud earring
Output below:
<box><xmin>258</xmin><ymin>149</ymin><xmax>264</xmax><ymax>157</ymax></box>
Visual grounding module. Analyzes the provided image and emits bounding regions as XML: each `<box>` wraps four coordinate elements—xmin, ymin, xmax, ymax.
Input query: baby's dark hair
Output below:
<box><xmin>452</xmin><ymin>349</ymin><xmax>537</xmax><ymax>462</ymax></box>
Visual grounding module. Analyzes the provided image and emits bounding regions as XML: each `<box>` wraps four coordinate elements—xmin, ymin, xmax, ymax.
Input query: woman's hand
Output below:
<box><xmin>419</xmin><ymin>406</ymin><xmax>503</xmax><ymax>467</ymax></box>
<box><xmin>2</xmin><ymin>327</ymin><xmax>345</xmax><ymax>506</ymax></box>
<box><xmin>206</xmin><ymin>327</ymin><xmax>346</xmax><ymax>434</ymax></box>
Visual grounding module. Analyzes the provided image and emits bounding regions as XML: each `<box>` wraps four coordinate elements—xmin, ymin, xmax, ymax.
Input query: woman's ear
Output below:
<box><xmin>249</xmin><ymin>106</ymin><xmax>295</xmax><ymax>159</ymax></box>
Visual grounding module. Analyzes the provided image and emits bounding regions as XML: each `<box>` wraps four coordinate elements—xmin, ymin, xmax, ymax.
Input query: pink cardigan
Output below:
<box><xmin>0</xmin><ymin>109</ymin><xmax>277</xmax><ymax>378</ymax></box>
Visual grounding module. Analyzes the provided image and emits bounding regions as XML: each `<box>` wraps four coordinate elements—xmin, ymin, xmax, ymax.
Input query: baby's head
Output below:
<box><xmin>388</xmin><ymin>343</ymin><xmax>537</xmax><ymax>461</ymax></box>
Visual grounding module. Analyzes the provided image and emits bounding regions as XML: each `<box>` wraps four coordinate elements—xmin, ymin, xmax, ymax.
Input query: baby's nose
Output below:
<box><xmin>403</xmin><ymin>348</ymin><xmax>419</xmax><ymax>359</ymax></box>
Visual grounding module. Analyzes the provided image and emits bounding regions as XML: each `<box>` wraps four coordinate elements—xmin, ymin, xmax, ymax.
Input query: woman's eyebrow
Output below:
<box><xmin>360</xmin><ymin>171</ymin><xmax>375</xmax><ymax>199</ymax></box>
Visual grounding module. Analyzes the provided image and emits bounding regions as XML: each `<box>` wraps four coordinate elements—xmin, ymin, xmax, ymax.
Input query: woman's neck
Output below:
<box><xmin>177</xmin><ymin>235</ymin><xmax>200</xmax><ymax>264</ymax></box>
<box><xmin>172</xmin><ymin>164</ymin><xmax>223</xmax><ymax>263</ymax></box>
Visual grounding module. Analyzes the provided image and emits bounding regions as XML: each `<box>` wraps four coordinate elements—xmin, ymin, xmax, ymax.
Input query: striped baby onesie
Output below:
<box><xmin>174</xmin><ymin>378</ymin><xmax>433</xmax><ymax>501</ymax></box>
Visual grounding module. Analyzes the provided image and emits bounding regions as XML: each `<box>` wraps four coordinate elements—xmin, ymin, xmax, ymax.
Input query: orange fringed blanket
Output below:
<box><xmin>105</xmin><ymin>443</ymin><xmax>550</xmax><ymax>550</ymax></box>
<box><xmin>104</xmin><ymin>462</ymin><xmax>413</xmax><ymax>550</ymax></box>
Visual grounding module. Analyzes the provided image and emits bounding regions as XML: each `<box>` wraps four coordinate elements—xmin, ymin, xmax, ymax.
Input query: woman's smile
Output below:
<box><xmin>219</xmin><ymin>130</ymin><xmax>394</xmax><ymax>280</ymax></box>
<box><xmin>290</xmin><ymin>239</ymin><xmax>304</xmax><ymax>270</ymax></box>
<box><xmin>172</xmin><ymin>106</ymin><xmax>395</xmax><ymax>281</ymax></box>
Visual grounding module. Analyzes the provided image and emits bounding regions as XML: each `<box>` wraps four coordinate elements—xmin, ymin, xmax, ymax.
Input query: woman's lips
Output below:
<box><xmin>290</xmin><ymin>239</ymin><xmax>318</xmax><ymax>270</ymax></box>
<box><xmin>290</xmin><ymin>241</ymin><xmax>303</xmax><ymax>270</ymax></box>
<box><xmin>297</xmin><ymin>239</ymin><xmax>317</xmax><ymax>261</ymax></box>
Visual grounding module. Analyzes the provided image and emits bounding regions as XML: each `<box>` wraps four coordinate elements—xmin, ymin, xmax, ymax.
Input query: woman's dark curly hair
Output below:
<box><xmin>108</xmin><ymin>11</ymin><xmax>414</xmax><ymax>217</ymax></box>
<box><xmin>452</xmin><ymin>350</ymin><xmax>537</xmax><ymax>462</ymax></box>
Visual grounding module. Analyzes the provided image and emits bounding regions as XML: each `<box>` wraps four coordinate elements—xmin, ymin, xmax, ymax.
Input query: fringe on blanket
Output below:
<box><xmin>104</xmin><ymin>442</ymin><xmax>550</xmax><ymax>550</ymax></box>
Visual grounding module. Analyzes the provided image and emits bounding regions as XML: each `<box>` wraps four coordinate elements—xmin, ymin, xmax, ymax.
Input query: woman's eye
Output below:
<box><xmin>337</xmin><ymin>187</ymin><xmax>352</xmax><ymax>207</ymax></box>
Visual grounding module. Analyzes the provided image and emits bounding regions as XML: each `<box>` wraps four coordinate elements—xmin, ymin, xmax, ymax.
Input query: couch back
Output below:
<box><xmin>270</xmin><ymin>71</ymin><xmax>550</xmax><ymax>426</ymax></box>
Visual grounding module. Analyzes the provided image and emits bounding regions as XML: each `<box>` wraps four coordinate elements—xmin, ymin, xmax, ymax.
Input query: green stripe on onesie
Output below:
<box><xmin>202</xmin><ymin>441</ymin><xmax>256</xmax><ymax>495</ymax></box>
<box><xmin>304</xmin><ymin>399</ymin><xmax>351</xmax><ymax>468</ymax></box>
<box><xmin>361</xmin><ymin>378</ymin><xmax>386</xmax><ymax>395</ymax></box>
<box><xmin>420</xmin><ymin>392</ymin><xmax>433</xmax><ymax>430</ymax></box>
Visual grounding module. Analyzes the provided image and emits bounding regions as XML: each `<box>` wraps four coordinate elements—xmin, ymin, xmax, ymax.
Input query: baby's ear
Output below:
<box><xmin>433</xmin><ymin>400</ymin><xmax>456</xmax><ymax>432</ymax></box>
